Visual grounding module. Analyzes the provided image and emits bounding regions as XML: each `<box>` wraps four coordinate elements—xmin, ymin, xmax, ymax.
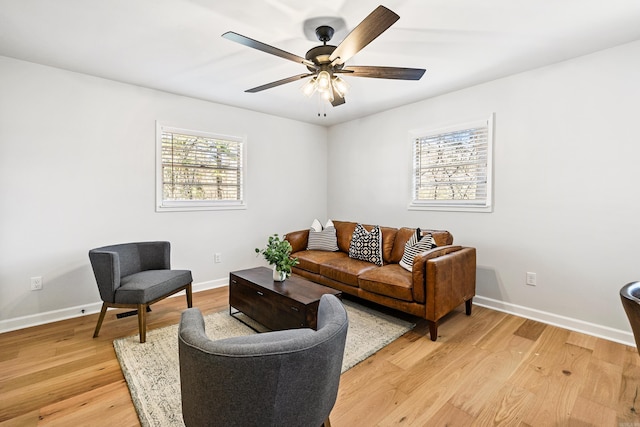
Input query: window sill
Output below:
<box><xmin>156</xmin><ymin>202</ymin><xmax>247</xmax><ymax>213</ymax></box>
<box><xmin>408</xmin><ymin>202</ymin><xmax>492</xmax><ymax>213</ymax></box>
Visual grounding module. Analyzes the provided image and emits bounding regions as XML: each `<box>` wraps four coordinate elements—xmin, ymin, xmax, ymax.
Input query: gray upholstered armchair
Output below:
<box><xmin>89</xmin><ymin>241</ymin><xmax>192</xmax><ymax>343</ymax></box>
<box><xmin>178</xmin><ymin>294</ymin><xmax>348</xmax><ymax>427</ymax></box>
<box><xmin>621</xmin><ymin>281</ymin><xmax>640</xmax><ymax>354</ymax></box>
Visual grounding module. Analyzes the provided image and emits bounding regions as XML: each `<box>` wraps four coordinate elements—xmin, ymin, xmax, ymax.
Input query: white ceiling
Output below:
<box><xmin>1</xmin><ymin>0</ymin><xmax>639</xmax><ymax>127</ymax></box>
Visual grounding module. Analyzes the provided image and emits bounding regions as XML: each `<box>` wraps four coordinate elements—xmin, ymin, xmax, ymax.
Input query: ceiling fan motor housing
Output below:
<box><xmin>305</xmin><ymin>45</ymin><xmax>340</xmax><ymax>72</ymax></box>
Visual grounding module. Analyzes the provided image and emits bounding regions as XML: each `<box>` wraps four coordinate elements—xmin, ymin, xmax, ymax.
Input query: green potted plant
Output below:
<box><xmin>255</xmin><ymin>234</ymin><xmax>299</xmax><ymax>281</ymax></box>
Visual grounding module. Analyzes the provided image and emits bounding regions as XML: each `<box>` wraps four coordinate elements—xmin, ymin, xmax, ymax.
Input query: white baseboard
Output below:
<box><xmin>2</xmin><ymin>285</ymin><xmax>635</xmax><ymax>348</ymax></box>
<box><xmin>0</xmin><ymin>278</ymin><xmax>228</xmax><ymax>334</ymax></box>
<box><xmin>474</xmin><ymin>296</ymin><xmax>635</xmax><ymax>347</ymax></box>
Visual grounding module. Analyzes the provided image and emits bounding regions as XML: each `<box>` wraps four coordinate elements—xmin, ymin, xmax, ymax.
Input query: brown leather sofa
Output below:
<box><xmin>285</xmin><ymin>220</ymin><xmax>476</xmax><ymax>341</ymax></box>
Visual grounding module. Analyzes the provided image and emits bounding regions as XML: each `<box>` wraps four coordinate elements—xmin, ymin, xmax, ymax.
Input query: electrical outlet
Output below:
<box><xmin>526</xmin><ymin>272</ymin><xmax>536</xmax><ymax>286</ymax></box>
<box><xmin>30</xmin><ymin>276</ymin><xmax>43</xmax><ymax>291</ymax></box>
<box><xmin>214</xmin><ymin>253</ymin><xmax>222</xmax><ymax>263</ymax></box>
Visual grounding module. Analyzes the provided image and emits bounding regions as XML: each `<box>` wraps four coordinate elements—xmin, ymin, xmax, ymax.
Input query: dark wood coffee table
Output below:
<box><xmin>229</xmin><ymin>266</ymin><xmax>342</xmax><ymax>331</ymax></box>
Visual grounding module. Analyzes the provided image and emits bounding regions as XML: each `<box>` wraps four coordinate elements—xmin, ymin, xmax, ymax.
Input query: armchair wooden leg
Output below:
<box><xmin>186</xmin><ymin>283</ymin><xmax>193</xmax><ymax>308</ymax></box>
<box><xmin>138</xmin><ymin>304</ymin><xmax>147</xmax><ymax>343</ymax></box>
<box><xmin>93</xmin><ymin>302</ymin><xmax>108</xmax><ymax>338</ymax></box>
<box><xmin>465</xmin><ymin>298</ymin><xmax>473</xmax><ymax>316</ymax></box>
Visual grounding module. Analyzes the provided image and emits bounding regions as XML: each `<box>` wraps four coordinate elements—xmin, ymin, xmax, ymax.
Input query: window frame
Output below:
<box><xmin>408</xmin><ymin>114</ymin><xmax>494</xmax><ymax>213</ymax></box>
<box><xmin>155</xmin><ymin>122</ymin><xmax>247</xmax><ymax>212</ymax></box>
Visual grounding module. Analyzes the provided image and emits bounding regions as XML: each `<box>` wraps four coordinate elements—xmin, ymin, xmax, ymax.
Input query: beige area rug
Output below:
<box><xmin>113</xmin><ymin>299</ymin><xmax>415</xmax><ymax>427</ymax></box>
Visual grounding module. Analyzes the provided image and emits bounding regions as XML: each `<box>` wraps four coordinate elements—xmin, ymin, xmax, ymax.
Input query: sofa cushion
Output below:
<box><xmin>358</xmin><ymin>265</ymin><xmax>414</xmax><ymax>302</ymax></box>
<box><xmin>390</xmin><ymin>227</ymin><xmax>417</xmax><ymax>263</ymax></box>
<box><xmin>293</xmin><ymin>250</ymin><xmax>346</xmax><ymax>274</ymax></box>
<box><xmin>348</xmin><ymin>224</ymin><xmax>383</xmax><ymax>266</ymax></box>
<box><xmin>424</xmin><ymin>229</ymin><xmax>454</xmax><ymax>246</ymax></box>
<box><xmin>379</xmin><ymin>226</ymin><xmax>398</xmax><ymax>264</ymax></box>
<box><xmin>399</xmin><ymin>231</ymin><xmax>436</xmax><ymax>271</ymax></box>
<box><xmin>319</xmin><ymin>257</ymin><xmax>377</xmax><ymax>288</ymax></box>
<box><xmin>333</xmin><ymin>220</ymin><xmax>358</xmax><ymax>253</ymax></box>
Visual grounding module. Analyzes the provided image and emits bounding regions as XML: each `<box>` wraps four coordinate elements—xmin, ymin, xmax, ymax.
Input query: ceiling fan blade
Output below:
<box><xmin>328</xmin><ymin>5</ymin><xmax>399</xmax><ymax>66</ymax></box>
<box><xmin>245</xmin><ymin>73</ymin><xmax>314</xmax><ymax>93</ymax></box>
<box><xmin>331</xmin><ymin>85</ymin><xmax>346</xmax><ymax>107</ymax></box>
<box><xmin>331</xmin><ymin>96</ymin><xmax>346</xmax><ymax>107</ymax></box>
<box><xmin>222</xmin><ymin>31</ymin><xmax>316</xmax><ymax>68</ymax></box>
<box><xmin>339</xmin><ymin>66</ymin><xmax>426</xmax><ymax>80</ymax></box>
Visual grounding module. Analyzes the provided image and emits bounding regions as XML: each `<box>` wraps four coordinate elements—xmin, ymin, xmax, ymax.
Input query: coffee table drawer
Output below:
<box><xmin>230</xmin><ymin>274</ymin><xmax>307</xmax><ymax>330</ymax></box>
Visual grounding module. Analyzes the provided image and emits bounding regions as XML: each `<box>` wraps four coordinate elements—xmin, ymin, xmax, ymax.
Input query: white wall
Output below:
<box><xmin>327</xmin><ymin>40</ymin><xmax>640</xmax><ymax>343</ymax></box>
<box><xmin>3</xmin><ymin>40</ymin><xmax>639</xmax><ymax>343</ymax></box>
<box><xmin>0</xmin><ymin>56</ymin><xmax>327</xmax><ymax>329</ymax></box>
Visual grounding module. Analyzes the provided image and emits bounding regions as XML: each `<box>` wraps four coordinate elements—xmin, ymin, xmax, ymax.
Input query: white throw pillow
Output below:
<box><xmin>310</xmin><ymin>218</ymin><xmax>323</xmax><ymax>232</ymax></box>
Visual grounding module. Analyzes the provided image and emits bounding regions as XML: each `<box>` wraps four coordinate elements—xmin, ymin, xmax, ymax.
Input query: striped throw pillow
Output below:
<box><xmin>399</xmin><ymin>229</ymin><xmax>436</xmax><ymax>271</ymax></box>
<box><xmin>307</xmin><ymin>226</ymin><xmax>339</xmax><ymax>251</ymax></box>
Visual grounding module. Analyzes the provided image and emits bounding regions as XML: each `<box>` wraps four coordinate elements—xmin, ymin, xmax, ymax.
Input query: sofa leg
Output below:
<box><xmin>465</xmin><ymin>298</ymin><xmax>473</xmax><ymax>316</ymax></box>
<box><xmin>428</xmin><ymin>321</ymin><xmax>438</xmax><ymax>341</ymax></box>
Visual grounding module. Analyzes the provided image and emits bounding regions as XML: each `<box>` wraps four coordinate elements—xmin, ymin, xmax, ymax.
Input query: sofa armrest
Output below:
<box><xmin>411</xmin><ymin>245</ymin><xmax>462</xmax><ymax>303</ymax></box>
<box><xmin>412</xmin><ymin>246</ymin><xmax>476</xmax><ymax>321</ymax></box>
<box><xmin>284</xmin><ymin>229</ymin><xmax>309</xmax><ymax>253</ymax></box>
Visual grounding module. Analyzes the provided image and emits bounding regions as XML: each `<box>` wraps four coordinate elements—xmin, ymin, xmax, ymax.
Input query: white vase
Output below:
<box><xmin>272</xmin><ymin>266</ymin><xmax>287</xmax><ymax>282</ymax></box>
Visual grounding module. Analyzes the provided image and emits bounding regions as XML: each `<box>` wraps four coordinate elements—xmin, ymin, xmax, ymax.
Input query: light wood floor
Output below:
<box><xmin>1</xmin><ymin>287</ymin><xmax>639</xmax><ymax>426</ymax></box>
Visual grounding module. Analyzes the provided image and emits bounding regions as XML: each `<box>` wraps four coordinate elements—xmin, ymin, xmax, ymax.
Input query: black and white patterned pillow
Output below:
<box><xmin>399</xmin><ymin>229</ymin><xmax>436</xmax><ymax>271</ymax></box>
<box><xmin>348</xmin><ymin>224</ymin><xmax>383</xmax><ymax>266</ymax></box>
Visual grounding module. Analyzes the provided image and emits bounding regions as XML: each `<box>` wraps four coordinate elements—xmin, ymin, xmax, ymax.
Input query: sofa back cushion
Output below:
<box><xmin>390</xmin><ymin>228</ymin><xmax>454</xmax><ymax>263</ymax></box>
<box><xmin>390</xmin><ymin>228</ymin><xmax>416</xmax><ymax>263</ymax></box>
<box><xmin>426</xmin><ymin>229</ymin><xmax>454</xmax><ymax>246</ymax></box>
<box><xmin>333</xmin><ymin>220</ymin><xmax>397</xmax><ymax>264</ymax></box>
<box><xmin>333</xmin><ymin>221</ymin><xmax>357</xmax><ymax>253</ymax></box>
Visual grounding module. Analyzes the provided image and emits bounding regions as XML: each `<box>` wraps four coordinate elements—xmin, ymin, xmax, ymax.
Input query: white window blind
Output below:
<box><xmin>156</xmin><ymin>124</ymin><xmax>246</xmax><ymax>212</ymax></box>
<box><xmin>409</xmin><ymin>114</ymin><xmax>493</xmax><ymax>212</ymax></box>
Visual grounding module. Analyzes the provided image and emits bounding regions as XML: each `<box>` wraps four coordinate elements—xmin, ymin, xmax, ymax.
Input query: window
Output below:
<box><xmin>409</xmin><ymin>114</ymin><xmax>493</xmax><ymax>212</ymax></box>
<box><xmin>156</xmin><ymin>123</ymin><xmax>246</xmax><ymax>212</ymax></box>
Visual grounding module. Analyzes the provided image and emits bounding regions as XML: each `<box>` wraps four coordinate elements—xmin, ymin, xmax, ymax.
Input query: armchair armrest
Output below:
<box><xmin>88</xmin><ymin>251</ymin><xmax>121</xmax><ymax>303</ymax></box>
<box><xmin>284</xmin><ymin>229</ymin><xmax>309</xmax><ymax>253</ymax></box>
<box><xmin>138</xmin><ymin>241</ymin><xmax>171</xmax><ymax>270</ymax></box>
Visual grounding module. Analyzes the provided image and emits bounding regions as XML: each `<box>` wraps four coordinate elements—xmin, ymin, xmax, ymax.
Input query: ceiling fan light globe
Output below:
<box><xmin>317</xmin><ymin>70</ymin><xmax>331</xmax><ymax>90</ymax></box>
<box><xmin>332</xmin><ymin>76</ymin><xmax>349</xmax><ymax>97</ymax></box>
<box><xmin>302</xmin><ymin>78</ymin><xmax>317</xmax><ymax>97</ymax></box>
<box><xmin>321</xmin><ymin>90</ymin><xmax>334</xmax><ymax>103</ymax></box>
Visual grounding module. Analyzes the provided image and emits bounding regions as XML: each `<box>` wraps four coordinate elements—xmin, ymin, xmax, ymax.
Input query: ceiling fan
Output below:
<box><xmin>222</xmin><ymin>5</ymin><xmax>426</xmax><ymax>107</ymax></box>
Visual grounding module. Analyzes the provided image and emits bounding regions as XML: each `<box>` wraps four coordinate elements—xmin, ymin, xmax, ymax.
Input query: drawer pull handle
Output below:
<box><xmin>256</xmin><ymin>291</ymin><xmax>264</xmax><ymax>296</ymax></box>
<box><xmin>290</xmin><ymin>306</ymin><xmax>299</xmax><ymax>312</ymax></box>
<box><xmin>231</xmin><ymin>280</ymin><xmax>237</xmax><ymax>284</ymax></box>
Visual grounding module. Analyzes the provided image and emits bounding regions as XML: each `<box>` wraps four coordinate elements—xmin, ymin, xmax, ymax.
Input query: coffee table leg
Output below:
<box><xmin>229</xmin><ymin>306</ymin><xmax>264</xmax><ymax>333</ymax></box>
